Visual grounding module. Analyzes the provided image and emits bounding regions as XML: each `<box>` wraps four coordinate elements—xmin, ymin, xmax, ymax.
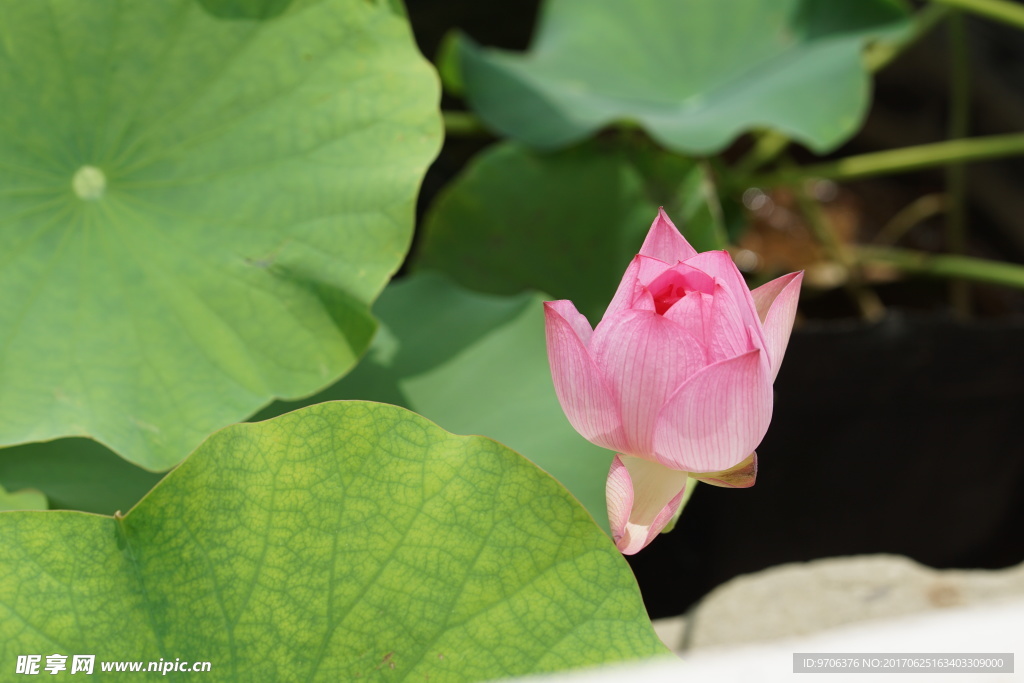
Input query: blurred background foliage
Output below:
<box><xmin>414</xmin><ymin>0</ymin><xmax>1024</xmax><ymax>322</ymax></box>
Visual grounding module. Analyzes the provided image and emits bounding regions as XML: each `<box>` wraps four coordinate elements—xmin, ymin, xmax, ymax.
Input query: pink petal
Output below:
<box><xmin>634</xmin><ymin>255</ymin><xmax>679</xmax><ymax>286</ymax></box>
<box><xmin>640</xmin><ymin>208</ymin><xmax>699</xmax><ymax>264</ymax></box>
<box><xmin>686</xmin><ymin>282</ymin><xmax>755</xmax><ymax>364</ymax></box>
<box><xmin>682</xmin><ymin>251</ymin><xmax>764</xmax><ymax>349</ymax></box>
<box><xmin>604</xmin><ymin>256</ymin><xmax>643</xmax><ymax>319</ymax></box>
<box><xmin>662</xmin><ymin>289</ymin><xmax>707</xmax><ymax>341</ymax></box>
<box><xmin>752</xmin><ymin>272</ymin><xmax>803</xmax><ymax>382</ymax></box>
<box><xmin>644</xmin><ymin>262</ymin><xmax>716</xmax><ymax>314</ymax></box>
<box><xmin>652</xmin><ymin>348</ymin><xmax>773</xmax><ymax>472</ymax></box>
<box><xmin>750</xmin><ymin>271</ymin><xmax>802</xmax><ymax>322</ymax></box>
<box><xmin>607</xmin><ymin>454</ymin><xmax>690</xmax><ymax>555</ymax></box>
<box><xmin>545</xmin><ymin>299</ymin><xmax>594</xmax><ymax>347</ymax></box>
<box><xmin>591</xmin><ymin>309</ymin><xmax>706</xmax><ymax>455</ymax></box>
<box><xmin>691</xmin><ymin>452</ymin><xmax>757</xmax><ymax>488</ymax></box>
<box><xmin>604</xmin><ymin>255</ymin><xmax>673</xmax><ymax>319</ymax></box>
<box><xmin>544</xmin><ymin>301</ymin><xmax>630</xmax><ymax>453</ymax></box>
<box><xmin>630</xmin><ymin>286</ymin><xmax>656</xmax><ymax>312</ymax></box>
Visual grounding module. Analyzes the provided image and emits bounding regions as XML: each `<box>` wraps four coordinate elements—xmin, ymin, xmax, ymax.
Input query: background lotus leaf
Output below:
<box><xmin>415</xmin><ymin>140</ymin><xmax>731</xmax><ymax>323</ymax></box>
<box><xmin>0</xmin><ymin>483</ymin><xmax>46</xmax><ymax>512</ymax></box>
<box><xmin>456</xmin><ymin>0</ymin><xmax>911</xmax><ymax>153</ymax></box>
<box><xmin>0</xmin><ymin>0</ymin><xmax>441</xmax><ymax>469</ymax></box>
<box><xmin>0</xmin><ymin>439</ymin><xmax>162</xmax><ymax>514</ymax></box>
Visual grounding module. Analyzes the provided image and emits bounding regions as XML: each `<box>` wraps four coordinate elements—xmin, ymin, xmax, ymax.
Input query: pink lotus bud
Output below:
<box><xmin>544</xmin><ymin>209</ymin><xmax>802</xmax><ymax>554</ymax></box>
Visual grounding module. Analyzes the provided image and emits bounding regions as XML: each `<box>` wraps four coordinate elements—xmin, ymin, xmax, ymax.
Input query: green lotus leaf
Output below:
<box><xmin>196</xmin><ymin>0</ymin><xmax>294</xmax><ymax>19</ymax></box>
<box><xmin>0</xmin><ymin>0</ymin><xmax>441</xmax><ymax>469</ymax></box>
<box><xmin>414</xmin><ymin>140</ymin><xmax>726</xmax><ymax>322</ymax></box>
<box><xmin>456</xmin><ymin>0</ymin><xmax>911</xmax><ymax>153</ymax></box>
<box><xmin>0</xmin><ymin>402</ymin><xmax>669</xmax><ymax>680</ymax></box>
<box><xmin>0</xmin><ymin>482</ymin><xmax>46</xmax><ymax>511</ymax></box>
<box><xmin>0</xmin><ymin>439</ymin><xmax>163</xmax><ymax>514</ymax></box>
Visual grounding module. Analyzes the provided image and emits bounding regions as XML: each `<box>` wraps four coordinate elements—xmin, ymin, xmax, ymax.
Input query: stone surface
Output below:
<box><xmin>654</xmin><ymin>554</ymin><xmax>1024</xmax><ymax>651</ymax></box>
<box><xmin>513</xmin><ymin>597</ymin><xmax>1024</xmax><ymax>682</ymax></box>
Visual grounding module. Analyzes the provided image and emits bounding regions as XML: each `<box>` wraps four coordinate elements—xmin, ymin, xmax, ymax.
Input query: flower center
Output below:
<box><xmin>651</xmin><ymin>281</ymin><xmax>686</xmax><ymax>315</ymax></box>
<box><xmin>645</xmin><ymin>266</ymin><xmax>715</xmax><ymax>315</ymax></box>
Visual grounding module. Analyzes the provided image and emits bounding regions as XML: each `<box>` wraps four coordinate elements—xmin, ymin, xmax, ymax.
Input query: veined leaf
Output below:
<box><xmin>0</xmin><ymin>0</ymin><xmax>441</xmax><ymax>469</ymax></box>
<box><xmin>0</xmin><ymin>402</ymin><xmax>669</xmax><ymax>680</ymax></box>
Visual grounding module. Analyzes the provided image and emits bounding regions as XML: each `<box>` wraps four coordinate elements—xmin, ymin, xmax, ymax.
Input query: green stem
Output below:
<box><xmin>442</xmin><ymin>111</ymin><xmax>491</xmax><ymax>137</ymax></box>
<box><xmin>734</xmin><ymin>130</ymin><xmax>791</xmax><ymax>175</ymax></box>
<box><xmin>929</xmin><ymin>0</ymin><xmax>1024</xmax><ymax>31</ymax></box>
<box><xmin>856</xmin><ymin>245</ymin><xmax>1024</xmax><ymax>289</ymax></box>
<box><xmin>865</xmin><ymin>3</ymin><xmax>952</xmax><ymax>72</ymax></box>
<box><xmin>946</xmin><ymin>10</ymin><xmax>972</xmax><ymax>316</ymax></box>
<box><xmin>873</xmin><ymin>194</ymin><xmax>947</xmax><ymax>246</ymax></box>
<box><xmin>754</xmin><ymin>132</ymin><xmax>1024</xmax><ymax>185</ymax></box>
<box><xmin>697</xmin><ymin>160</ymin><xmax>731</xmax><ymax>250</ymax></box>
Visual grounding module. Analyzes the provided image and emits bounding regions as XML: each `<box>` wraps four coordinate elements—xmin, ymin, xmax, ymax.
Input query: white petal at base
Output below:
<box><xmin>607</xmin><ymin>455</ymin><xmax>689</xmax><ymax>555</ymax></box>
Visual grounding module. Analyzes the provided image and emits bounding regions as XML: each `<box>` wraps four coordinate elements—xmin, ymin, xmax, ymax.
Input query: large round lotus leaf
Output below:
<box><xmin>0</xmin><ymin>402</ymin><xmax>669</xmax><ymax>680</ymax></box>
<box><xmin>415</xmin><ymin>140</ymin><xmax>727</xmax><ymax>323</ymax></box>
<box><xmin>0</xmin><ymin>0</ymin><xmax>441</xmax><ymax>469</ymax></box>
<box><xmin>456</xmin><ymin>0</ymin><xmax>911</xmax><ymax>153</ymax></box>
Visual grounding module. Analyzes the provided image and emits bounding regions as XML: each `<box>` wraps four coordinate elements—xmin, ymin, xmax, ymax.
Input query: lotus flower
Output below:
<box><xmin>544</xmin><ymin>209</ymin><xmax>802</xmax><ymax>554</ymax></box>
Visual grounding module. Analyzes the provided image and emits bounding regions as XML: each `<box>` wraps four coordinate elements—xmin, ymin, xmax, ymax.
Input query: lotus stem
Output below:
<box><xmin>929</xmin><ymin>0</ymin><xmax>1024</xmax><ymax>31</ymax></box>
<box><xmin>754</xmin><ymin>133</ymin><xmax>1024</xmax><ymax>186</ymax></box>
<box><xmin>855</xmin><ymin>245</ymin><xmax>1024</xmax><ymax>289</ymax></box>
<box><xmin>442</xmin><ymin>110</ymin><xmax>491</xmax><ymax>137</ymax></box>
<box><xmin>864</xmin><ymin>3</ymin><xmax>952</xmax><ymax>72</ymax></box>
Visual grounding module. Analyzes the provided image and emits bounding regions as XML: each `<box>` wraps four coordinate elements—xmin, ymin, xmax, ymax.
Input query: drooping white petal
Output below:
<box><xmin>607</xmin><ymin>454</ymin><xmax>690</xmax><ymax>555</ymax></box>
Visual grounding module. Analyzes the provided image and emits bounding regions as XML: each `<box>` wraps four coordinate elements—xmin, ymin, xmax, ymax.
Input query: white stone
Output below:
<box><xmin>502</xmin><ymin>597</ymin><xmax>1024</xmax><ymax>683</ymax></box>
<box><xmin>677</xmin><ymin>554</ymin><xmax>1024</xmax><ymax>651</ymax></box>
